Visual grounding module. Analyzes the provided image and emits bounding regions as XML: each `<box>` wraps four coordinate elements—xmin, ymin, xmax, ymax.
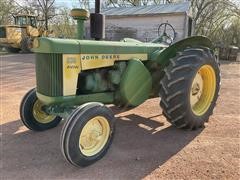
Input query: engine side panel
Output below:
<box><xmin>118</xmin><ymin>59</ymin><xmax>152</xmax><ymax>107</ymax></box>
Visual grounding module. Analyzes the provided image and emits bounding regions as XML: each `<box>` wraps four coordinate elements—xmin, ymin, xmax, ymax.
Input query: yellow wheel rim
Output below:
<box><xmin>190</xmin><ymin>65</ymin><xmax>216</xmax><ymax>116</ymax></box>
<box><xmin>33</xmin><ymin>100</ymin><xmax>56</xmax><ymax>124</ymax></box>
<box><xmin>79</xmin><ymin>116</ymin><xmax>110</xmax><ymax>157</ymax></box>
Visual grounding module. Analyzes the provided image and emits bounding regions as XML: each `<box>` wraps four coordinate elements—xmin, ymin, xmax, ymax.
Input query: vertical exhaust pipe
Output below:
<box><xmin>95</xmin><ymin>0</ymin><xmax>100</xmax><ymax>13</ymax></box>
<box><xmin>90</xmin><ymin>0</ymin><xmax>105</xmax><ymax>40</ymax></box>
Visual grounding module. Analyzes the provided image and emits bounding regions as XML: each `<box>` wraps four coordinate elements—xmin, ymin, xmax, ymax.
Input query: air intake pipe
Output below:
<box><xmin>71</xmin><ymin>8</ymin><xmax>90</xmax><ymax>39</ymax></box>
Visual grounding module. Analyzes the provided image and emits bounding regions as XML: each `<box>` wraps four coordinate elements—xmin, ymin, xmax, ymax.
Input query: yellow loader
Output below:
<box><xmin>0</xmin><ymin>14</ymin><xmax>54</xmax><ymax>53</ymax></box>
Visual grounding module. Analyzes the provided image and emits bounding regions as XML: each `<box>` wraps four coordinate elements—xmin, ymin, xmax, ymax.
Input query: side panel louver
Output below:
<box><xmin>36</xmin><ymin>53</ymin><xmax>63</xmax><ymax>96</ymax></box>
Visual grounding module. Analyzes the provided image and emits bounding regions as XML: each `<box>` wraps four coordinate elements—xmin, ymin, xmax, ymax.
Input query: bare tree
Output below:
<box><xmin>0</xmin><ymin>0</ymin><xmax>26</xmax><ymax>24</ymax></box>
<box><xmin>188</xmin><ymin>0</ymin><xmax>240</xmax><ymax>47</ymax></box>
<box><xmin>0</xmin><ymin>0</ymin><xmax>14</xmax><ymax>24</ymax></box>
<box><xmin>50</xmin><ymin>7</ymin><xmax>76</xmax><ymax>38</ymax></box>
<box><xmin>78</xmin><ymin>0</ymin><xmax>91</xmax><ymax>9</ymax></box>
<box><xmin>19</xmin><ymin>0</ymin><xmax>56</xmax><ymax>30</ymax></box>
<box><xmin>191</xmin><ymin>0</ymin><xmax>239</xmax><ymax>36</ymax></box>
<box><xmin>36</xmin><ymin>0</ymin><xmax>56</xmax><ymax>30</ymax></box>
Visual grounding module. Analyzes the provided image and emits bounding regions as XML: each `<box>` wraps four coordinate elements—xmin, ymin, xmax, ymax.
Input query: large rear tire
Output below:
<box><xmin>159</xmin><ymin>47</ymin><xmax>220</xmax><ymax>130</ymax></box>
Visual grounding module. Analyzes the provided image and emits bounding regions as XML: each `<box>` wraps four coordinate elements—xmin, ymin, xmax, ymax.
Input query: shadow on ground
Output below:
<box><xmin>1</xmin><ymin>106</ymin><xmax>203</xmax><ymax>180</ymax></box>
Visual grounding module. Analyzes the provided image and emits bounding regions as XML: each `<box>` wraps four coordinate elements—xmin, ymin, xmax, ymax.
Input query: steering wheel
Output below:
<box><xmin>157</xmin><ymin>22</ymin><xmax>176</xmax><ymax>45</ymax></box>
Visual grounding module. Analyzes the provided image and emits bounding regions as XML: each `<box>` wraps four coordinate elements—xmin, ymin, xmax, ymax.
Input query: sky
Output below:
<box><xmin>16</xmin><ymin>0</ymin><xmax>240</xmax><ymax>9</ymax></box>
<box><xmin>55</xmin><ymin>0</ymin><xmax>79</xmax><ymax>7</ymax></box>
<box><xmin>16</xmin><ymin>0</ymin><xmax>93</xmax><ymax>8</ymax></box>
<box><xmin>54</xmin><ymin>0</ymin><xmax>240</xmax><ymax>7</ymax></box>
<box><xmin>55</xmin><ymin>0</ymin><xmax>96</xmax><ymax>8</ymax></box>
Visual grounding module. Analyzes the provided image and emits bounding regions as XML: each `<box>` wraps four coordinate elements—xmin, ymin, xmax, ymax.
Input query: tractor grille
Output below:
<box><xmin>0</xmin><ymin>27</ymin><xmax>6</xmax><ymax>38</ymax></box>
<box><xmin>35</xmin><ymin>53</ymin><xmax>63</xmax><ymax>96</ymax></box>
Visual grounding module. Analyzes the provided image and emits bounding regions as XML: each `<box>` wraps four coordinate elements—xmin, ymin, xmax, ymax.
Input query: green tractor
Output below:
<box><xmin>20</xmin><ymin>0</ymin><xmax>220</xmax><ymax>167</ymax></box>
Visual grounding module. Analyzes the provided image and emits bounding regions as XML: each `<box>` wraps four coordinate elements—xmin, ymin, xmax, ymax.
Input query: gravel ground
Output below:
<box><xmin>0</xmin><ymin>54</ymin><xmax>239</xmax><ymax>180</ymax></box>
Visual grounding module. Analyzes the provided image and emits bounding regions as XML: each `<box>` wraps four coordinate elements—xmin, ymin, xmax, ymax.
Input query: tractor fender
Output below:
<box><xmin>150</xmin><ymin>36</ymin><xmax>214</xmax><ymax>67</ymax></box>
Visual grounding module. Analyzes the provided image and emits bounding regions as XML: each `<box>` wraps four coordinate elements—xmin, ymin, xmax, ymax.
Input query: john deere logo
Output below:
<box><xmin>81</xmin><ymin>54</ymin><xmax>120</xmax><ymax>60</ymax></box>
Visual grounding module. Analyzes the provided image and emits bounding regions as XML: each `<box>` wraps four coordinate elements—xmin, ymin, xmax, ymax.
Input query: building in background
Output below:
<box><xmin>86</xmin><ymin>2</ymin><xmax>193</xmax><ymax>42</ymax></box>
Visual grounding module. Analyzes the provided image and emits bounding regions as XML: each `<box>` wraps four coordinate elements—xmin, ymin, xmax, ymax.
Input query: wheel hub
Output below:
<box><xmin>190</xmin><ymin>72</ymin><xmax>203</xmax><ymax>106</ymax></box>
<box><xmin>80</xmin><ymin>125</ymin><xmax>102</xmax><ymax>150</ymax></box>
<box><xmin>79</xmin><ymin>116</ymin><xmax>110</xmax><ymax>156</ymax></box>
<box><xmin>33</xmin><ymin>100</ymin><xmax>56</xmax><ymax>124</ymax></box>
<box><xmin>192</xmin><ymin>83</ymin><xmax>201</xmax><ymax>95</ymax></box>
<box><xmin>190</xmin><ymin>65</ymin><xmax>216</xmax><ymax>116</ymax></box>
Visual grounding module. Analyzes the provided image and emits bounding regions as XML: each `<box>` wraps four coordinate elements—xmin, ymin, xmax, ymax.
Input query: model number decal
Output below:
<box><xmin>66</xmin><ymin>57</ymin><xmax>79</xmax><ymax>69</ymax></box>
<box><xmin>67</xmin><ymin>65</ymin><xmax>79</xmax><ymax>69</ymax></box>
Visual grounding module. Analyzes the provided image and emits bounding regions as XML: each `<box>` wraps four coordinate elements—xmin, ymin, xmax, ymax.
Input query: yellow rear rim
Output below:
<box><xmin>33</xmin><ymin>100</ymin><xmax>56</xmax><ymax>124</ymax></box>
<box><xmin>190</xmin><ymin>65</ymin><xmax>216</xmax><ymax>116</ymax></box>
<box><xmin>79</xmin><ymin>116</ymin><xmax>110</xmax><ymax>157</ymax></box>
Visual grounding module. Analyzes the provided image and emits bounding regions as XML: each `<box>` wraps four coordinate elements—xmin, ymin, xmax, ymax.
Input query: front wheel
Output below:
<box><xmin>159</xmin><ymin>47</ymin><xmax>220</xmax><ymax>130</ymax></box>
<box><xmin>60</xmin><ymin>102</ymin><xmax>116</xmax><ymax>167</ymax></box>
<box><xmin>20</xmin><ymin>88</ymin><xmax>62</xmax><ymax>131</ymax></box>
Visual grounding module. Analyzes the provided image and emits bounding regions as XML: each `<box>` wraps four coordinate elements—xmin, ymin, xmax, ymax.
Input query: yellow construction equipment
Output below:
<box><xmin>0</xmin><ymin>14</ymin><xmax>54</xmax><ymax>53</ymax></box>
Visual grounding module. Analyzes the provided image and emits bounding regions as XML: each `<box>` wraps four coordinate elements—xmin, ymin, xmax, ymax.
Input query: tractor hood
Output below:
<box><xmin>32</xmin><ymin>38</ymin><xmax>81</xmax><ymax>54</ymax></box>
<box><xmin>32</xmin><ymin>37</ymin><xmax>163</xmax><ymax>55</ymax></box>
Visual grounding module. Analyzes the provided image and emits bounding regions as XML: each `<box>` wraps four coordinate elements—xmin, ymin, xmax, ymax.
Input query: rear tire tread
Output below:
<box><xmin>159</xmin><ymin>47</ymin><xmax>220</xmax><ymax>130</ymax></box>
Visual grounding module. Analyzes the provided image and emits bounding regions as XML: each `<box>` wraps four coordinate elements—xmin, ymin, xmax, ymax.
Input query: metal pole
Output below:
<box><xmin>95</xmin><ymin>0</ymin><xmax>100</xmax><ymax>13</ymax></box>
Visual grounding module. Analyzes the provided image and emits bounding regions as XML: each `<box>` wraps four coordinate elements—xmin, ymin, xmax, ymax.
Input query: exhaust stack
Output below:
<box><xmin>90</xmin><ymin>0</ymin><xmax>105</xmax><ymax>40</ymax></box>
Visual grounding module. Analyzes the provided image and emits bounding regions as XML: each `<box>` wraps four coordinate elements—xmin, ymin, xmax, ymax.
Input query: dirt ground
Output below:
<box><xmin>0</xmin><ymin>54</ymin><xmax>239</xmax><ymax>180</ymax></box>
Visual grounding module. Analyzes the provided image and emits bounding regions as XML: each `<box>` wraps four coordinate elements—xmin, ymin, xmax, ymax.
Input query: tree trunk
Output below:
<box><xmin>45</xmin><ymin>18</ymin><xmax>48</xmax><ymax>30</ymax></box>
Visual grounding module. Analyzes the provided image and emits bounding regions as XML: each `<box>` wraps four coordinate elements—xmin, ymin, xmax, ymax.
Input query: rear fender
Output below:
<box><xmin>147</xmin><ymin>36</ymin><xmax>214</xmax><ymax>97</ymax></box>
<box><xmin>150</xmin><ymin>36</ymin><xmax>214</xmax><ymax>67</ymax></box>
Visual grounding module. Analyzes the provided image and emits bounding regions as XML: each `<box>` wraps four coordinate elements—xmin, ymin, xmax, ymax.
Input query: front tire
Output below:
<box><xmin>20</xmin><ymin>88</ymin><xmax>62</xmax><ymax>131</ymax></box>
<box><xmin>159</xmin><ymin>47</ymin><xmax>220</xmax><ymax>130</ymax></box>
<box><xmin>60</xmin><ymin>102</ymin><xmax>116</xmax><ymax>167</ymax></box>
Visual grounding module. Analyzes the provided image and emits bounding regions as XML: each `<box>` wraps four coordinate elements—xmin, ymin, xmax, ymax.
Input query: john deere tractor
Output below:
<box><xmin>0</xmin><ymin>14</ymin><xmax>53</xmax><ymax>53</ymax></box>
<box><xmin>20</xmin><ymin>0</ymin><xmax>220</xmax><ymax>167</ymax></box>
